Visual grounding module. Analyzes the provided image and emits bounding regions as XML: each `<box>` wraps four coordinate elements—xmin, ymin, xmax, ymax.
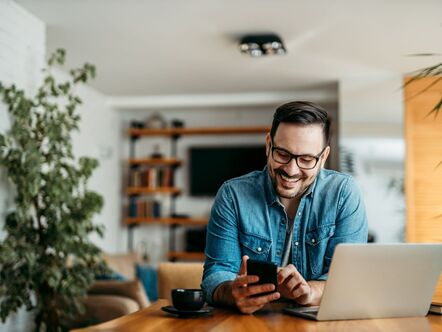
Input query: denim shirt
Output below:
<box><xmin>201</xmin><ymin>167</ymin><xmax>368</xmax><ymax>305</ymax></box>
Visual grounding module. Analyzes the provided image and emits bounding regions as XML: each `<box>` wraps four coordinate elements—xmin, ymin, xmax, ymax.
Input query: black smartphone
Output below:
<box><xmin>247</xmin><ymin>259</ymin><xmax>278</xmax><ymax>291</ymax></box>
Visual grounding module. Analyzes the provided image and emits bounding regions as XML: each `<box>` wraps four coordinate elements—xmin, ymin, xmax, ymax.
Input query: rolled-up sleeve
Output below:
<box><xmin>201</xmin><ymin>183</ymin><xmax>242</xmax><ymax>305</ymax></box>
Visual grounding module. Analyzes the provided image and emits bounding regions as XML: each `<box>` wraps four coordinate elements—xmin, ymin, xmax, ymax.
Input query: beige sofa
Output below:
<box><xmin>68</xmin><ymin>253</ymin><xmax>150</xmax><ymax>328</ymax></box>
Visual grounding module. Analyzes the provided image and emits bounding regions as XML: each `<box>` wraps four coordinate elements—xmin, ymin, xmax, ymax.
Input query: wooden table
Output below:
<box><xmin>72</xmin><ymin>299</ymin><xmax>442</xmax><ymax>332</ymax></box>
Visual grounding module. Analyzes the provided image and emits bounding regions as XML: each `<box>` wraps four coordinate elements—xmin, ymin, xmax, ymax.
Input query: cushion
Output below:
<box><xmin>95</xmin><ymin>270</ymin><xmax>127</xmax><ymax>281</ymax></box>
<box><xmin>136</xmin><ymin>263</ymin><xmax>158</xmax><ymax>301</ymax></box>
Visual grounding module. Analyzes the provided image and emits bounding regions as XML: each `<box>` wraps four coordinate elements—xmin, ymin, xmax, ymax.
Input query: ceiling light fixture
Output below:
<box><xmin>239</xmin><ymin>33</ymin><xmax>287</xmax><ymax>57</ymax></box>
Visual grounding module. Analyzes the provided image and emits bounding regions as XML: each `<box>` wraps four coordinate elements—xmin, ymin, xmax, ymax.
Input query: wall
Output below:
<box><xmin>0</xmin><ymin>7</ymin><xmax>122</xmax><ymax>254</ymax></box>
<box><xmin>0</xmin><ymin>1</ymin><xmax>45</xmax><ymax>330</ymax></box>
<box><xmin>339</xmin><ymin>75</ymin><xmax>405</xmax><ymax>243</ymax></box>
<box><xmin>64</xmin><ymin>71</ymin><xmax>123</xmax><ymax>253</ymax></box>
<box><xmin>0</xmin><ymin>0</ymin><xmax>45</xmax><ymax>239</ymax></box>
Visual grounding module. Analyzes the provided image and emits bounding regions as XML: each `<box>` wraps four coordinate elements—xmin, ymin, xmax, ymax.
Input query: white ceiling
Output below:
<box><xmin>16</xmin><ymin>0</ymin><xmax>442</xmax><ymax>99</ymax></box>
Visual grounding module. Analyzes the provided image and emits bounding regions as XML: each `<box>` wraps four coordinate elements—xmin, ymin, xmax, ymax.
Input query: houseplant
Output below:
<box><xmin>0</xmin><ymin>49</ymin><xmax>105</xmax><ymax>331</ymax></box>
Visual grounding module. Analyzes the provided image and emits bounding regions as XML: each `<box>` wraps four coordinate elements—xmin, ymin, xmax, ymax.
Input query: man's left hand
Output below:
<box><xmin>277</xmin><ymin>264</ymin><xmax>324</xmax><ymax>305</ymax></box>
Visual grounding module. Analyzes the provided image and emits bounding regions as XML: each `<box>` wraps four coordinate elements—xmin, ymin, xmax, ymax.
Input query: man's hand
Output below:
<box><xmin>213</xmin><ymin>256</ymin><xmax>280</xmax><ymax>314</ymax></box>
<box><xmin>277</xmin><ymin>264</ymin><xmax>324</xmax><ymax>305</ymax></box>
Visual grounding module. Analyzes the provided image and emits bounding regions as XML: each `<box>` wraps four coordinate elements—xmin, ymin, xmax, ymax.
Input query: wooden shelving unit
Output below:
<box><xmin>125</xmin><ymin>125</ymin><xmax>269</xmax><ymax>261</ymax></box>
<box><xmin>127</xmin><ymin>187</ymin><xmax>181</xmax><ymax>195</ymax></box>
<box><xmin>129</xmin><ymin>126</ymin><xmax>270</xmax><ymax>137</ymax></box>
<box><xmin>129</xmin><ymin>158</ymin><xmax>182</xmax><ymax>166</ymax></box>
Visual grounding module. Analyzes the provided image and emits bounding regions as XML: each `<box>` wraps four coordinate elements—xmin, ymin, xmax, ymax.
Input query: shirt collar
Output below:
<box><xmin>307</xmin><ymin>168</ymin><xmax>325</xmax><ymax>197</ymax></box>
<box><xmin>264</xmin><ymin>166</ymin><xmax>279</xmax><ymax>206</ymax></box>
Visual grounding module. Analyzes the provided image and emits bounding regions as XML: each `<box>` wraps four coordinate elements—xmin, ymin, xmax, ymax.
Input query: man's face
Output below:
<box><xmin>266</xmin><ymin>123</ymin><xmax>330</xmax><ymax>200</ymax></box>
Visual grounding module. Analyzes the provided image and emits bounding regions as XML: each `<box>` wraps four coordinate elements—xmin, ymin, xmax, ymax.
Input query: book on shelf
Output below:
<box><xmin>152</xmin><ymin>200</ymin><xmax>161</xmax><ymax>217</ymax></box>
<box><xmin>130</xmin><ymin>168</ymin><xmax>141</xmax><ymax>187</ymax></box>
<box><xmin>128</xmin><ymin>197</ymin><xmax>137</xmax><ymax>217</ymax></box>
<box><xmin>162</xmin><ymin>167</ymin><xmax>173</xmax><ymax>187</ymax></box>
<box><xmin>128</xmin><ymin>197</ymin><xmax>161</xmax><ymax>218</ymax></box>
<box><xmin>136</xmin><ymin>198</ymin><xmax>145</xmax><ymax>217</ymax></box>
<box><xmin>129</xmin><ymin>166</ymin><xmax>174</xmax><ymax>188</ymax></box>
<box><xmin>147</xmin><ymin>167</ymin><xmax>156</xmax><ymax>188</ymax></box>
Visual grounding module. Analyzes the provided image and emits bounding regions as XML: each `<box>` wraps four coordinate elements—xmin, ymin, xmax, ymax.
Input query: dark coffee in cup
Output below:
<box><xmin>171</xmin><ymin>288</ymin><xmax>205</xmax><ymax>311</ymax></box>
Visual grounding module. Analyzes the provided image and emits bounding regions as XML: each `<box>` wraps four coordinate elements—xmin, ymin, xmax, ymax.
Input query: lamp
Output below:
<box><xmin>239</xmin><ymin>33</ymin><xmax>286</xmax><ymax>57</ymax></box>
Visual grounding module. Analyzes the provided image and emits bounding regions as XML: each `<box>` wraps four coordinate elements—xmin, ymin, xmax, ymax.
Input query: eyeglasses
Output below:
<box><xmin>270</xmin><ymin>141</ymin><xmax>327</xmax><ymax>170</ymax></box>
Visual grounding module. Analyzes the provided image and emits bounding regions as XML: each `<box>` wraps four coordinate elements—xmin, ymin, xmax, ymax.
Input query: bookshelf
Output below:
<box><xmin>126</xmin><ymin>125</ymin><xmax>270</xmax><ymax>260</ymax></box>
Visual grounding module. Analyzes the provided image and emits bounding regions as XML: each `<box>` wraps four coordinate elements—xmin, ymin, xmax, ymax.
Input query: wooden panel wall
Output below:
<box><xmin>404</xmin><ymin>76</ymin><xmax>442</xmax><ymax>303</ymax></box>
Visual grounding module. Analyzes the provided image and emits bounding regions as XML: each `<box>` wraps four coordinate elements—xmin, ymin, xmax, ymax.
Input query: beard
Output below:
<box><xmin>269</xmin><ymin>164</ymin><xmax>317</xmax><ymax>200</ymax></box>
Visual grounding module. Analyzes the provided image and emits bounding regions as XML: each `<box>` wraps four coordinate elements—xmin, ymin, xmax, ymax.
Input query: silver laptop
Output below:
<box><xmin>283</xmin><ymin>243</ymin><xmax>442</xmax><ymax>321</ymax></box>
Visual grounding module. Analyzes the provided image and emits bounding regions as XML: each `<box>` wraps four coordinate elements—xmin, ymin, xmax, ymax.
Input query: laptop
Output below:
<box><xmin>283</xmin><ymin>243</ymin><xmax>442</xmax><ymax>321</ymax></box>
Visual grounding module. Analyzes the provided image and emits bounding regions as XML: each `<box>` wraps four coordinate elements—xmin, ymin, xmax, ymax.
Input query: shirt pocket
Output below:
<box><xmin>305</xmin><ymin>225</ymin><xmax>336</xmax><ymax>278</ymax></box>
<box><xmin>239</xmin><ymin>231</ymin><xmax>272</xmax><ymax>260</ymax></box>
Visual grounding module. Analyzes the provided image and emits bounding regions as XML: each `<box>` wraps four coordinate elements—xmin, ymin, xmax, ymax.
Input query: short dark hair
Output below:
<box><xmin>270</xmin><ymin>101</ymin><xmax>330</xmax><ymax>145</ymax></box>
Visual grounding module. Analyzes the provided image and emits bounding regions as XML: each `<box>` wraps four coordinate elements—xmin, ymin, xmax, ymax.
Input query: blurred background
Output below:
<box><xmin>0</xmin><ymin>0</ymin><xmax>441</xmax><ymax>292</ymax></box>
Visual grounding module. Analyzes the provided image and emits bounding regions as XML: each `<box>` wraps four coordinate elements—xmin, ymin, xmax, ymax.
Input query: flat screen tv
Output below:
<box><xmin>189</xmin><ymin>145</ymin><xmax>267</xmax><ymax>197</ymax></box>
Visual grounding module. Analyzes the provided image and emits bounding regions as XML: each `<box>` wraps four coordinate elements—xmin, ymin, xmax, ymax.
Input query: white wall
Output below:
<box><xmin>0</xmin><ymin>1</ymin><xmax>45</xmax><ymax>330</ymax></box>
<box><xmin>339</xmin><ymin>75</ymin><xmax>404</xmax><ymax>140</ymax></box>
<box><xmin>0</xmin><ymin>0</ymin><xmax>122</xmax><ymax>253</ymax></box>
<box><xmin>339</xmin><ymin>75</ymin><xmax>405</xmax><ymax>242</ymax></box>
<box><xmin>0</xmin><ymin>0</ymin><xmax>45</xmax><ymax>236</ymax></box>
<box><xmin>66</xmin><ymin>71</ymin><xmax>123</xmax><ymax>253</ymax></box>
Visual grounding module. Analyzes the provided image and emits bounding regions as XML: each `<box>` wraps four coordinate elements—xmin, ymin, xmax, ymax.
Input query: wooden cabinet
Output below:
<box><xmin>125</xmin><ymin>125</ymin><xmax>270</xmax><ymax>261</ymax></box>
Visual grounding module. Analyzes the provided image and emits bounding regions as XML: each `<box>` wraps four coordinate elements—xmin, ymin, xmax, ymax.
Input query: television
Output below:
<box><xmin>189</xmin><ymin>145</ymin><xmax>267</xmax><ymax>196</ymax></box>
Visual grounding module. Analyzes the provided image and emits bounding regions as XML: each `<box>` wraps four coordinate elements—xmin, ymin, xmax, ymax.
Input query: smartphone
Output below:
<box><xmin>247</xmin><ymin>259</ymin><xmax>278</xmax><ymax>291</ymax></box>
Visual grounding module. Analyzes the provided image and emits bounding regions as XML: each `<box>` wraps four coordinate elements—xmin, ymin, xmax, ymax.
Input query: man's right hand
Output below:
<box><xmin>214</xmin><ymin>255</ymin><xmax>280</xmax><ymax>314</ymax></box>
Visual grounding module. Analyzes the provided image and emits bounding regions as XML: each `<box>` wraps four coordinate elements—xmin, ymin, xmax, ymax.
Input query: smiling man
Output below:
<box><xmin>202</xmin><ymin>101</ymin><xmax>368</xmax><ymax>314</ymax></box>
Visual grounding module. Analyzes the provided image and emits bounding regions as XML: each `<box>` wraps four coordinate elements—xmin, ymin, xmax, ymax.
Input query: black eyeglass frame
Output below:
<box><xmin>270</xmin><ymin>141</ymin><xmax>328</xmax><ymax>170</ymax></box>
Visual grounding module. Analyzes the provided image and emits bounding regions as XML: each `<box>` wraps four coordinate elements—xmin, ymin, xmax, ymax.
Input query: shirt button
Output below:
<box><xmin>295</xmin><ymin>242</ymin><xmax>299</xmax><ymax>246</ymax></box>
<box><xmin>276</xmin><ymin>250</ymin><xmax>281</xmax><ymax>256</ymax></box>
<box><xmin>281</xmin><ymin>219</ymin><xmax>286</xmax><ymax>224</ymax></box>
<box><xmin>298</xmin><ymin>212</ymin><xmax>301</xmax><ymax>216</ymax></box>
<box><xmin>312</xmin><ymin>239</ymin><xmax>316</xmax><ymax>244</ymax></box>
<box><xmin>257</xmin><ymin>247</ymin><xmax>262</xmax><ymax>252</ymax></box>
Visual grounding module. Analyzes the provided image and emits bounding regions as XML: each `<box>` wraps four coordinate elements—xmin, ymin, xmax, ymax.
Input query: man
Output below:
<box><xmin>202</xmin><ymin>101</ymin><xmax>368</xmax><ymax>314</ymax></box>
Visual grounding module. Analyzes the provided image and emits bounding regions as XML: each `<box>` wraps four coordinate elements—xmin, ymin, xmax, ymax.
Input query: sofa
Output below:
<box><xmin>68</xmin><ymin>253</ymin><xmax>150</xmax><ymax>328</ymax></box>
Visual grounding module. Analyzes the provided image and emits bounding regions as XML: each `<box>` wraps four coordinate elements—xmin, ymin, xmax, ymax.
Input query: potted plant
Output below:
<box><xmin>0</xmin><ymin>49</ymin><xmax>105</xmax><ymax>331</ymax></box>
